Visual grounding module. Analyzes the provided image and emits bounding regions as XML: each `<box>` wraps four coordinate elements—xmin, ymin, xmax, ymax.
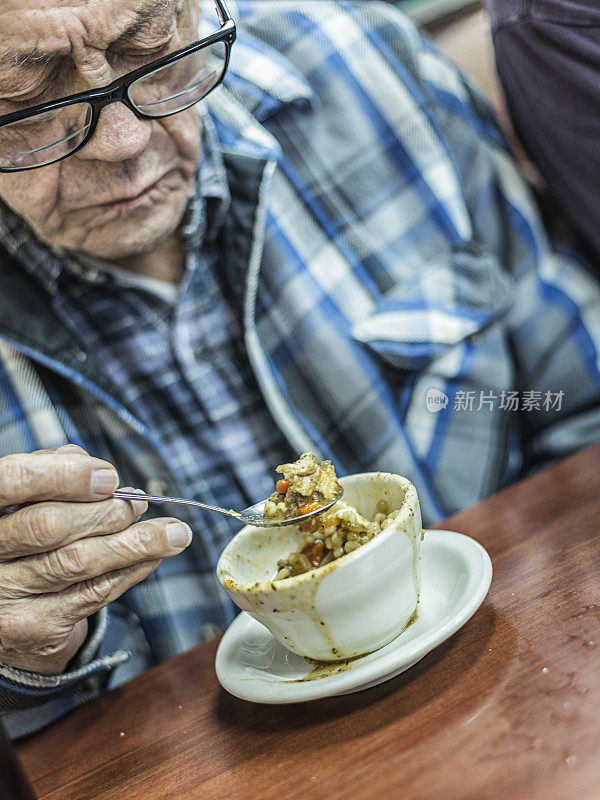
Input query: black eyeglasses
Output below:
<box><xmin>0</xmin><ymin>0</ymin><xmax>235</xmax><ymax>172</ymax></box>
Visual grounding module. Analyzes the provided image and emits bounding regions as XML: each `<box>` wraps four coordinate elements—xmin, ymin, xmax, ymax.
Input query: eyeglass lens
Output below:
<box><xmin>129</xmin><ymin>40</ymin><xmax>227</xmax><ymax>116</ymax></box>
<box><xmin>0</xmin><ymin>104</ymin><xmax>93</xmax><ymax>170</ymax></box>
<box><xmin>0</xmin><ymin>41</ymin><xmax>227</xmax><ymax>170</ymax></box>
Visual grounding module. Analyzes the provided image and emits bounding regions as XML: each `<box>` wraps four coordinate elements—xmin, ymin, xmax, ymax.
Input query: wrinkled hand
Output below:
<box><xmin>0</xmin><ymin>445</ymin><xmax>192</xmax><ymax>675</ymax></box>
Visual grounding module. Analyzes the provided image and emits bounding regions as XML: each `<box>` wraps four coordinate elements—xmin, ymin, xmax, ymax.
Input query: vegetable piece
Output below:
<box><xmin>290</xmin><ymin>553</ymin><xmax>312</xmax><ymax>575</ymax></box>
<box><xmin>299</xmin><ymin>515</ymin><xmax>321</xmax><ymax>534</ymax></box>
<box><xmin>298</xmin><ymin>501</ymin><xmax>322</xmax><ymax>516</ymax></box>
<box><xmin>302</xmin><ymin>539</ymin><xmax>325</xmax><ymax>567</ymax></box>
<box><xmin>276</xmin><ymin>479</ymin><xmax>290</xmax><ymax>495</ymax></box>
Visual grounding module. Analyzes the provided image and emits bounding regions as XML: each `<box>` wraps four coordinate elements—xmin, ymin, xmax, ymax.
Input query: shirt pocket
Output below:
<box><xmin>351</xmin><ymin>242</ymin><xmax>514</xmax><ymax>371</ymax></box>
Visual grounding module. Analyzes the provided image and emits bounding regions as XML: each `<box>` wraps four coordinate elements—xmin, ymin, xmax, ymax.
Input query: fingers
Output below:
<box><xmin>0</xmin><ymin>446</ymin><xmax>177</xmax><ymax>677</ymax></box>
<box><xmin>53</xmin><ymin>560</ymin><xmax>162</xmax><ymax>625</ymax></box>
<box><xmin>0</xmin><ymin>491</ymin><xmax>148</xmax><ymax>561</ymax></box>
<box><xmin>0</xmin><ymin>561</ymin><xmax>162</xmax><ymax>674</ymax></box>
<box><xmin>0</xmin><ymin>451</ymin><xmax>120</xmax><ymax>508</ymax></box>
<box><xmin>0</xmin><ymin>613</ymin><xmax>90</xmax><ymax>675</ymax></box>
<box><xmin>0</xmin><ymin>517</ymin><xmax>192</xmax><ymax>597</ymax></box>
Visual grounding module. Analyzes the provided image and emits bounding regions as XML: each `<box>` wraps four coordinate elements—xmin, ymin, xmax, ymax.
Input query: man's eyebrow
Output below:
<box><xmin>0</xmin><ymin>47</ymin><xmax>56</xmax><ymax>69</ymax></box>
<box><xmin>0</xmin><ymin>1</ymin><xmax>175</xmax><ymax>69</ymax></box>
<box><xmin>111</xmin><ymin>1</ymin><xmax>175</xmax><ymax>47</ymax></box>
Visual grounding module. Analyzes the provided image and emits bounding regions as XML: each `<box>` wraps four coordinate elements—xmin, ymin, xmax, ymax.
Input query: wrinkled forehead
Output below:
<box><xmin>0</xmin><ymin>0</ymin><xmax>189</xmax><ymax>66</ymax></box>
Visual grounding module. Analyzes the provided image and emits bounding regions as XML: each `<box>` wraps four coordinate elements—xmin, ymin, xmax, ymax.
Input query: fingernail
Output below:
<box><xmin>166</xmin><ymin>522</ymin><xmax>192</xmax><ymax>549</ymax></box>
<box><xmin>57</xmin><ymin>444</ymin><xmax>87</xmax><ymax>455</ymax></box>
<box><xmin>91</xmin><ymin>468</ymin><xmax>119</xmax><ymax>496</ymax></box>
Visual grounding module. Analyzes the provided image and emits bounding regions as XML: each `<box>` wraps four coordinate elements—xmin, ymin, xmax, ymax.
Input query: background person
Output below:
<box><xmin>485</xmin><ymin>0</ymin><xmax>600</xmax><ymax>264</ymax></box>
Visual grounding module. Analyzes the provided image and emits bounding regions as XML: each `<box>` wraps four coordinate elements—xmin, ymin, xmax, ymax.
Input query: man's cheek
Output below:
<box><xmin>160</xmin><ymin>110</ymin><xmax>201</xmax><ymax>166</ymax></box>
<box><xmin>0</xmin><ymin>169</ymin><xmax>61</xmax><ymax>232</ymax></box>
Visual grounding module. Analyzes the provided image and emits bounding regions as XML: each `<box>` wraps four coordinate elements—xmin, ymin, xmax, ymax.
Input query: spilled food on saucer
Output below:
<box><xmin>217</xmin><ymin>455</ymin><xmax>423</xmax><ymax>662</ymax></box>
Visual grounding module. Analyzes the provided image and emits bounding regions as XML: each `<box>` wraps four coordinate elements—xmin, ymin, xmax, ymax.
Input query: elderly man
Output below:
<box><xmin>0</xmin><ymin>0</ymin><xmax>599</xmax><ymax>738</ymax></box>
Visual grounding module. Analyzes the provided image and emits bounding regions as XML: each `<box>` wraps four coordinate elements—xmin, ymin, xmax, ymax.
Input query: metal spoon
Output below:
<box><xmin>112</xmin><ymin>487</ymin><xmax>344</xmax><ymax>527</ymax></box>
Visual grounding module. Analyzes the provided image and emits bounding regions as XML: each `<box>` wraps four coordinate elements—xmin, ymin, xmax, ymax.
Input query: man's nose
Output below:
<box><xmin>76</xmin><ymin>101</ymin><xmax>152</xmax><ymax>163</ymax></box>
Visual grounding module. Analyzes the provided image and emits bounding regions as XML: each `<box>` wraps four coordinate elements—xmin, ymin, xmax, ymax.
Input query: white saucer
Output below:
<box><xmin>215</xmin><ymin>530</ymin><xmax>492</xmax><ymax>703</ymax></box>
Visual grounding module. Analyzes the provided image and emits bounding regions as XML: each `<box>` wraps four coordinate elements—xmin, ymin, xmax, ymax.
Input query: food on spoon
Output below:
<box><xmin>263</xmin><ymin>453</ymin><xmax>399</xmax><ymax>581</ymax></box>
<box><xmin>263</xmin><ymin>452</ymin><xmax>342</xmax><ymax>522</ymax></box>
<box><xmin>273</xmin><ymin>497</ymin><xmax>398</xmax><ymax>580</ymax></box>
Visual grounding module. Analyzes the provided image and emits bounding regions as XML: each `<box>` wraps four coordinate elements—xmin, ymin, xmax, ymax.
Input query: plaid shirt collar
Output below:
<box><xmin>222</xmin><ymin>24</ymin><xmax>316</xmax><ymax>121</ymax></box>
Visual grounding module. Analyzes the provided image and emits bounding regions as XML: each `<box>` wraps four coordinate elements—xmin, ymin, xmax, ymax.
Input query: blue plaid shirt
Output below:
<box><xmin>1</xmin><ymin>1</ymin><xmax>600</xmax><ymax>737</ymax></box>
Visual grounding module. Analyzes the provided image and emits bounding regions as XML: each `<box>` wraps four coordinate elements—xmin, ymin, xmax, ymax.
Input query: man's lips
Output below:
<box><xmin>86</xmin><ymin>175</ymin><xmax>167</xmax><ymax>209</ymax></box>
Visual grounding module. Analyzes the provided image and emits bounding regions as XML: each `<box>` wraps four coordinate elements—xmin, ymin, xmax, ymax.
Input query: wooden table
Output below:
<box><xmin>16</xmin><ymin>444</ymin><xmax>600</xmax><ymax>800</ymax></box>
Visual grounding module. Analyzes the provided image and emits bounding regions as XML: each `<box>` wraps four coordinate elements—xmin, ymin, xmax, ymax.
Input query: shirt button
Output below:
<box><xmin>145</xmin><ymin>478</ymin><xmax>169</xmax><ymax>497</ymax></box>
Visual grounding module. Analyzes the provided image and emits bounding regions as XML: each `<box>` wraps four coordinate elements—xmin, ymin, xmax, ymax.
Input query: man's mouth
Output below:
<box><xmin>92</xmin><ymin>175</ymin><xmax>167</xmax><ymax>209</ymax></box>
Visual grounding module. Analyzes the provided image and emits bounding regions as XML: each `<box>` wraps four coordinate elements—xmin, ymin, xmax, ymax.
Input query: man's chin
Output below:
<box><xmin>76</xmin><ymin>227</ymin><xmax>172</xmax><ymax>262</ymax></box>
<box><xmin>68</xmin><ymin>196</ymin><xmax>188</xmax><ymax>263</ymax></box>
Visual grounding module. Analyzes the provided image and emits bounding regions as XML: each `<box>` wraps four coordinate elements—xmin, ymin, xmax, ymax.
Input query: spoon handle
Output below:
<box><xmin>112</xmin><ymin>491</ymin><xmax>242</xmax><ymax>520</ymax></box>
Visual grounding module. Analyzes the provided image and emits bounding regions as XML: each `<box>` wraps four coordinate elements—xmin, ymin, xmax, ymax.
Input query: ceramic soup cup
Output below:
<box><xmin>216</xmin><ymin>472</ymin><xmax>423</xmax><ymax>661</ymax></box>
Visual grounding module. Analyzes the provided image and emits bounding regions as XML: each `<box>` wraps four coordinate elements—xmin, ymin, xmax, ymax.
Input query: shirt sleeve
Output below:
<box><xmin>0</xmin><ymin>608</ymin><xmax>129</xmax><ymax>740</ymax></box>
<box><xmin>484</xmin><ymin>0</ymin><xmax>600</xmax><ymax>264</ymax></box>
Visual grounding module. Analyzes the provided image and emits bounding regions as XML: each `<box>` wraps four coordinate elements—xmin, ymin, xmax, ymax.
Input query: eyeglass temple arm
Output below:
<box><xmin>214</xmin><ymin>0</ymin><xmax>232</xmax><ymax>26</ymax></box>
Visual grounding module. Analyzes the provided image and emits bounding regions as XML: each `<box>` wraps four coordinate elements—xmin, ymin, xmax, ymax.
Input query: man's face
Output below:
<box><xmin>0</xmin><ymin>0</ymin><xmax>202</xmax><ymax>260</ymax></box>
